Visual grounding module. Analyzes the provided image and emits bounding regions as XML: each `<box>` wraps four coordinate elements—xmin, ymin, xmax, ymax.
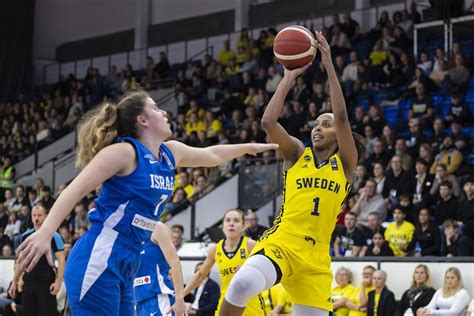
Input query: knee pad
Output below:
<box><xmin>224</xmin><ymin>254</ymin><xmax>277</xmax><ymax>307</ymax></box>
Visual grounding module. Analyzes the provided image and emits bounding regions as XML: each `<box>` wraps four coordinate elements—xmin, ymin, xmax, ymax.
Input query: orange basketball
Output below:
<box><xmin>273</xmin><ymin>25</ymin><xmax>317</xmax><ymax>70</ymax></box>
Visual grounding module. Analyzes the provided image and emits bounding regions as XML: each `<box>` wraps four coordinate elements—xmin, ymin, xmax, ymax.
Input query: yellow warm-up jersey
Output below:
<box><xmin>214</xmin><ymin>236</ymin><xmax>266</xmax><ymax>316</ymax></box>
<box><xmin>261</xmin><ymin>148</ymin><xmax>350</xmax><ymax>244</ymax></box>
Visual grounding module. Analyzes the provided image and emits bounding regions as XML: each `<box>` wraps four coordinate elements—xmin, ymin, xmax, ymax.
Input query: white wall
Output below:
<box><xmin>150</xmin><ymin>0</ymin><xmax>235</xmax><ymax>24</ymax></box>
<box><xmin>33</xmin><ymin>0</ymin><xmax>136</xmax><ymax>59</ymax></box>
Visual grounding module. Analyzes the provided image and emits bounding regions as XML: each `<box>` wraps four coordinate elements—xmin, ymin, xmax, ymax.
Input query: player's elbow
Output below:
<box><xmin>261</xmin><ymin>117</ymin><xmax>275</xmax><ymax>130</ymax></box>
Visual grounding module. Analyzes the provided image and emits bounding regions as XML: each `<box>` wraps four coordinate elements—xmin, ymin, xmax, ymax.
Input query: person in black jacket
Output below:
<box><xmin>187</xmin><ymin>262</ymin><xmax>220</xmax><ymax>316</ymax></box>
<box><xmin>396</xmin><ymin>264</ymin><xmax>436</xmax><ymax>316</ymax></box>
<box><xmin>406</xmin><ymin>208</ymin><xmax>441</xmax><ymax>256</ymax></box>
<box><xmin>367</xmin><ymin>270</ymin><xmax>396</xmax><ymax>316</ymax></box>
<box><xmin>365</xmin><ymin>231</ymin><xmax>394</xmax><ymax>257</ymax></box>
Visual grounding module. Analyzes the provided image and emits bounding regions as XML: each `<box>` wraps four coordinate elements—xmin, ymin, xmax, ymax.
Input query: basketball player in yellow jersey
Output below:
<box><xmin>183</xmin><ymin>209</ymin><xmax>266</xmax><ymax>316</ymax></box>
<box><xmin>220</xmin><ymin>32</ymin><xmax>365</xmax><ymax>316</ymax></box>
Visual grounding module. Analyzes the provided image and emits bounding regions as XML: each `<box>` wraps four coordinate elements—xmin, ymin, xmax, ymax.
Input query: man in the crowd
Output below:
<box><xmin>187</xmin><ymin>262</ymin><xmax>219</xmax><ymax>315</ymax></box>
<box><xmin>351</xmin><ymin>179</ymin><xmax>387</xmax><ymax>225</ymax></box>
<box><xmin>9</xmin><ymin>204</ymin><xmax>65</xmax><ymax>316</ymax></box>
<box><xmin>333</xmin><ymin>212</ymin><xmax>365</xmax><ymax>257</ymax></box>
<box><xmin>244</xmin><ymin>209</ymin><xmax>268</xmax><ymax>240</ymax></box>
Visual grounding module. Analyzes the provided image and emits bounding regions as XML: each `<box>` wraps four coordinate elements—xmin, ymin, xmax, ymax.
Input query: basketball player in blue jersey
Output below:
<box><xmin>16</xmin><ymin>90</ymin><xmax>277</xmax><ymax>316</ymax></box>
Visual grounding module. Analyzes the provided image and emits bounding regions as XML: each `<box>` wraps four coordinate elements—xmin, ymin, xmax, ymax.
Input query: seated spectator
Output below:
<box><xmin>343</xmin><ymin>12</ymin><xmax>360</xmax><ymax>41</ymax></box>
<box><xmin>408</xmin><ymin>158</ymin><xmax>434</xmax><ymax>208</ymax></box>
<box><xmin>18</xmin><ymin>205</ymin><xmax>32</xmax><ymax>233</ymax></box>
<box><xmin>394</xmin><ymin>138</ymin><xmax>413</xmax><ymax>172</ymax></box>
<box><xmin>429</xmin><ymin>163</ymin><xmax>461</xmax><ymax>198</ymax></box>
<box><xmin>40</xmin><ymin>186</ymin><xmax>55</xmax><ymax>211</ymax></box>
<box><xmin>407</xmin><ymin>208</ymin><xmax>441</xmax><ymax>256</ymax></box>
<box><xmin>399</xmin><ymin>10</ymin><xmax>414</xmax><ymax>38</ymax></box>
<box><xmin>244</xmin><ymin>209</ymin><xmax>268</xmax><ymax>241</ymax></box>
<box><xmin>417</xmin><ymin>267</ymin><xmax>471</xmax><ymax>315</ymax></box>
<box><xmin>433</xmin><ymin>181</ymin><xmax>459</xmax><ymax>225</ymax></box>
<box><xmin>367</xmin><ymin>270</ymin><xmax>396</xmax><ymax>316</ymax></box>
<box><xmin>406</xmin><ymin>118</ymin><xmax>426</xmax><ymax>156</ymax></box>
<box><xmin>265</xmin><ymin>66</ymin><xmax>282</xmax><ymax>95</ymax></box>
<box><xmin>418</xmin><ymin>143</ymin><xmax>434</xmax><ymax>169</ymax></box>
<box><xmin>341</xmin><ymin>51</ymin><xmax>359</xmax><ymax>98</ymax></box>
<box><xmin>0</xmin><ymin>227</ymin><xmax>12</xmax><ymax>250</ymax></box>
<box><xmin>218</xmin><ymin>40</ymin><xmax>236</xmax><ymax>66</ymax></box>
<box><xmin>186</xmin><ymin>262</ymin><xmax>219</xmax><ymax>315</ymax></box>
<box><xmin>343</xmin><ymin>265</ymin><xmax>376</xmax><ymax>314</ymax></box>
<box><xmin>4</xmin><ymin>212</ymin><xmax>20</xmax><ymax>238</ymax></box>
<box><xmin>450</xmin><ymin>121</ymin><xmax>471</xmax><ymax>155</ymax></box>
<box><xmin>186</xmin><ymin>113</ymin><xmax>206</xmax><ymax>136</ymax></box>
<box><xmin>364</xmin><ymin>104</ymin><xmax>386</xmax><ymax>137</ymax></box>
<box><xmin>365</xmin><ymin>140</ymin><xmax>390</xmax><ymax>173</ymax></box>
<box><xmin>172</xmin><ymin>229</ymin><xmax>183</xmax><ymax>251</ymax></box>
<box><xmin>332</xmin><ymin>267</ymin><xmax>356</xmax><ymax>315</ymax></box>
<box><xmin>2</xmin><ymin>243</ymin><xmax>13</xmax><ymax>256</ymax></box>
<box><xmin>74</xmin><ymin>202</ymin><xmax>90</xmax><ymax>236</ymax></box>
<box><xmin>397</xmin><ymin>264</ymin><xmax>436</xmax><ymax>316</ymax></box>
<box><xmin>11</xmin><ymin>185</ymin><xmax>29</xmax><ymax>213</ymax></box>
<box><xmin>442</xmin><ymin>219</ymin><xmax>474</xmax><ymax>257</ymax></box>
<box><xmin>155</xmin><ymin>52</ymin><xmax>171</xmax><ymax>79</ymax></box>
<box><xmin>176</xmin><ymin>171</ymin><xmax>195</xmax><ymax>198</ymax></box>
<box><xmin>3</xmin><ymin>188</ymin><xmax>15</xmax><ymax>212</ymax></box>
<box><xmin>365</xmin><ymin>231</ymin><xmax>394</xmax><ymax>257</ymax></box>
<box><xmin>431</xmin><ymin>135</ymin><xmax>464</xmax><ymax>175</ymax></box>
<box><xmin>429</xmin><ymin>58</ymin><xmax>448</xmax><ymax>88</ymax></box>
<box><xmin>457</xmin><ymin>177</ymin><xmax>474</xmax><ymax>229</ymax></box>
<box><xmin>351</xmin><ymin>179</ymin><xmax>387</xmax><ymax>225</ymax></box>
<box><xmin>445</xmin><ymin>89</ymin><xmax>472</xmax><ymax>123</ymax></box>
<box><xmin>409</xmin><ymin>83</ymin><xmax>434</xmax><ymax>128</ymax></box>
<box><xmin>330</xmin><ymin>25</ymin><xmax>352</xmax><ymax>55</ymax></box>
<box><xmin>204</xmin><ymin>111</ymin><xmax>223</xmax><ymax>141</ymax></box>
<box><xmin>372</xmin><ymin>162</ymin><xmax>386</xmax><ymax>194</ymax></box>
<box><xmin>417</xmin><ymin>52</ymin><xmax>432</xmax><ymax>76</ymax></box>
<box><xmin>446</xmin><ymin>54</ymin><xmax>470</xmax><ymax>91</ymax></box>
<box><xmin>383</xmin><ymin>155</ymin><xmax>411</xmax><ymax>207</ymax></box>
<box><xmin>334</xmin><ymin>211</ymin><xmax>365</xmax><ymax>257</ymax></box>
<box><xmin>429</xmin><ymin>119</ymin><xmax>448</xmax><ymax>154</ymax></box>
<box><xmin>352</xmin><ymin>163</ymin><xmax>369</xmax><ymax>194</ymax></box>
<box><xmin>385</xmin><ymin>208</ymin><xmax>415</xmax><ymax>256</ymax></box>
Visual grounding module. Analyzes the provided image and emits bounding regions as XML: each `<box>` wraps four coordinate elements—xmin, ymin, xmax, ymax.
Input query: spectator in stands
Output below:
<box><xmin>343</xmin><ymin>265</ymin><xmax>375</xmax><ymax>314</ymax></box>
<box><xmin>34</xmin><ymin>178</ymin><xmax>45</xmax><ymax>198</ymax></box>
<box><xmin>381</xmin><ymin>27</ymin><xmax>395</xmax><ymax>50</ymax></box>
<box><xmin>0</xmin><ymin>155</ymin><xmax>15</xmax><ymax>197</ymax></box>
<box><xmin>407</xmin><ymin>208</ymin><xmax>441</xmax><ymax>256</ymax></box>
<box><xmin>383</xmin><ymin>155</ymin><xmax>411</xmax><ymax>207</ymax></box>
<box><xmin>364</xmin><ymin>231</ymin><xmax>394</xmax><ymax>257</ymax></box>
<box><xmin>417</xmin><ymin>52</ymin><xmax>433</xmax><ymax>76</ymax></box>
<box><xmin>394</xmin><ymin>138</ymin><xmax>413</xmax><ymax>172</ymax></box>
<box><xmin>446</xmin><ymin>54</ymin><xmax>470</xmax><ymax>92</ymax></box>
<box><xmin>450</xmin><ymin>121</ymin><xmax>471</xmax><ymax>156</ymax></box>
<box><xmin>351</xmin><ymin>106</ymin><xmax>366</xmax><ymax>135</ymax></box>
<box><xmin>372</xmin><ymin>162</ymin><xmax>386</xmax><ymax>194</ymax></box>
<box><xmin>11</xmin><ymin>185</ymin><xmax>29</xmax><ymax>213</ymax></box>
<box><xmin>418</xmin><ymin>267</ymin><xmax>471</xmax><ymax>315</ymax></box>
<box><xmin>399</xmin><ymin>10</ymin><xmax>414</xmax><ymax>38</ymax></box>
<box><xmin>172</xmin><ymin>229</ymin><xmax>183</xmax><ymax>251</ymax></box>
<box><xmin>367</xmin><ymin>270</ymin><xmax>396</xmax><ymax>316</ymax></box>
<box><xmin>430</xmin><ymin>135</ymin><xmax>463</xmax><ymax>175</ymax></box>
<box><xmin>385</xmin><ymin>208</ymin><xmax>415</xmax><ymax>256</ymax></box>
<box><xmin>430</xmin><ymin>58</ymin><xmax>448</xmax><ymax>89</ymax></box>
<box><xmin>343</xmin><ymin>12</ymin><xmax>360</xmax><ymax>41</ymax></box>
<box><xmin>332</xmin><ymin>266</ymin><xmax>355</xmax><ymax>315</ymax></box>
<box><xmin>434</xmin><ymin>180</ymin><xmax>459</xmax><ymax>225</ymax></box>
<box><xmin>341</xmin><ymin>51</ymin><xmax>359</xmax><ymax>98</ymax></box>
<box><xmin>9</xmin><ymin>204</ymin><xmax>65</xmax><ymax>316</ymax></box>
<box><xmin>187</xmin><ymin>262</ymin><xmax>219</xmax><ymax>315</ymax></box>
<box><xmin>397</xmin><ymin>264</ymin><xmax>436</xmax><ymax>316</ymax></box>
<box><xmin>334</xmin><ymin>211</ymin><xmax>365</xmax><ymax>257</ymax></box>
<box><xmin>408</xmin><ymin>158</ymin><xmax>434</xmax><ymax>208</ymax></box>
<box><xmin>406</xmin><ymin>118</ymin><xmax>426</xmax><ymax>156</ymax></box>
<box><xmin>443</xmin><ymin>219</ymin><xmax>473</xmax><ymax>256</ymax></box>
<box><xmin>363</xmin><ymin>125</ymin><xmax>379</xmax><ymax>159</ymax></box>
<box><xmin>219</xmin><ymin>40</ymin><xmax>236</xmax><ymax>66</ymax></box>
<box><xmin>430</xmin><ymin>163</ymin><xmax>461</xmax><ymax>198</ymax></box>
<box><xmin>457</xmin><ymin>177</ymin><xmax>474</xmax><ymax>229</ymax></box>
<box><xmin>3</xmin><ymin>188</ymin><xmax>15</xmax><ymax>211</ymax></box>
<box><xmin>4</xmin><ymin>212</ymin><xmax>20</xmax><ymax>239</ymax></box>
<box><xmin>265</xmin><ymin>66</ymin><xmax>282</xmax><ymax>95</ymax></box>
<box><xmin>193</xmin><ymin>174</ymin><xmax>210</xmax><ymax>197</ymax></box>
<box><xmin>74</xmin><ymin>202</ymin><xmax>90</xmax><ymax>236</ymax></box>
<box><xmin>0</xmin><ymin>226</ymin><xmax>12</xmax><ymax>250</ymax></box>
<box><xmin>155</xmin><ymin>52</ymin><xmax>171</xmax><ymax>79</ymax></box>
<box><xmin>40</xmin><ymin>186</ymin><xmax>55</xmax><ymax>211</ymax></box>
<box><xmin>330</xmin><ymin>25</ymin><xmax>352</xmax><ymax>55</ymax></box>
<box><xmin>351</xmin><ymin>179</ymin><xmax>387</xmax><ymax>224</ymax></box>
<box><xmin>244</xmin><ymin>209</ymin><xmax>268</xmax><ymax>241</ymax></box>
<box><xmin>352</xmin><ymin>163</ymin><xmax>368</xmax><ymax>194</ymax></box>
<box><xmin>364</xmin><ymin>104</ymin><xmax>386</xmax><ymax>137</ymax></box>
<box><xmin>27</xmin><ymin>189</ymin><xmax>40</xmax><ymax>208</ymax></box>
<box><xmin>18</xmin><ymin>205</ymin><xmax>32</xmax><ymax>233</ymax></box>
<box><xmin>409</xmin><ymin>83</ymin><xmax>434</xmax><ymax>128</ymax></box>
<box><xmin>418</xmin><ymin>143</ymin><xmax>434</xmax><ymax>168</ymax></box>
<box><xmin>369</xmin><ymin>40</ymin><xmax>387</xmax><ymax>84</ymax></box>
<box><xmin>2</xmin><ymin>243</ymin><xmax>13</xmax><ymax>256</ymax></box>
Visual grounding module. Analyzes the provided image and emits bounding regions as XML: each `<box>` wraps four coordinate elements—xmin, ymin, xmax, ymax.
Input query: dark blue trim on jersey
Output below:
<box><xmin>222</xmin><ymin>236</ymin><xmax>244</xmax><ymax>259</ymax></box>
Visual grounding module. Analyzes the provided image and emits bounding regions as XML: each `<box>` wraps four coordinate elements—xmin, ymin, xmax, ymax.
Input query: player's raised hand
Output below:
<box><xmin>246</xmin><ymin>143</ymin><xmax>279</xmax><ymax>156</ymax></box>
<box><xmin>314</xmin><ymin>31</ymin><xmax>332</xmax><ymax>66</ymax></box>
<box><xmin>16</xmin><ymin>229</ymin><xmax>52</xmax><ymax>272</ymax></box>
<box><xmin>284</xmin><ymin>62</ymin><xmax>312</xmax><ymax>79</ymax></box>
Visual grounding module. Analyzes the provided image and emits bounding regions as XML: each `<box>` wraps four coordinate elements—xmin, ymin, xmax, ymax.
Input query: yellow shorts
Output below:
<box><xmin>251</xmin><ymin>230</ymin><xmax>333</xmax><ymax>311</ymax></box>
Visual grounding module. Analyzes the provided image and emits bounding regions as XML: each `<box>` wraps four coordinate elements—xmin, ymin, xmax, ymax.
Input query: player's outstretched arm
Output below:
<box><xmin>261</xmin><ymin>66</ymin><xmax>309</xmax><ymax>163</ymax></box>
<box><xmin>315</xmin><ymin>31</ymin><xmax>358</xmax><ymax>180</ymax></box>
<box><xmin>165</xmin><ymin>140</ymin><xmax>278</xmax><ymax>168</ymax></box>
<box><xmin>183</xmin><ymin>245</ymin><xmax>217</xmax><ymax>296</ymax></box>
<box><xmin>16</xmin><ymin>143</ymin><xmax>136</xmax><ymax>272</ymax></box>
<box><xmin>151</xmin><ymin>222</ymin><xmax>187</xmax><ymax>316</ymax></box>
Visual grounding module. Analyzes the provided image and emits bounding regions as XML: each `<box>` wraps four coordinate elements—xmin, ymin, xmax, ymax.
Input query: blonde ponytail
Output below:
<box><xmin>75</xmin><ymin>102</ymin><xmax>118</xmax><ymax>168</ymax></box>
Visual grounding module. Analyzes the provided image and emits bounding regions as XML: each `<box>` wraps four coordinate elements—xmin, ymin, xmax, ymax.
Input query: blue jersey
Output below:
<box><xmin>134</xmin><ymin>239</ymin><xmax>174</xmax><ymax>304</ymax></box>
<box><xmin>89</xmin><ymin>137</ymin><xmax>175</xmax><ymax>251</ymax></box>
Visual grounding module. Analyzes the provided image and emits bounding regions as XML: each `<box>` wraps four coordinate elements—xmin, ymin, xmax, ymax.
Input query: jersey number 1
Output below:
<box><xmin>311</xmin><ymin>197</ymin><xmax>320</xmax><ymax>216</ymax></box>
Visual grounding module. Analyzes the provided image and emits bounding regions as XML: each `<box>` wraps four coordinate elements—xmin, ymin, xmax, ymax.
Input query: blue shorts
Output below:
<box><xmin>64</xmin><ymin>228</ymin><xmax>140</xmax><ymax>316</ymax></box>
<box><xmin>136</xmin><ymin>294</ymin><xmax>175</xmax><ymax>316</ymax></box>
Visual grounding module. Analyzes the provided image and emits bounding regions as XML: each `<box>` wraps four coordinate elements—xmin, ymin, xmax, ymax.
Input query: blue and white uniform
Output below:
<box><xmin>134</xmin><ymin>240</ymin><xmax>175</xmax><ymax>316</ymax></box>
<box><xmin>64</xmin><ymin>137</ymin><xmax>175</xmax><ymax>316</ymax></box>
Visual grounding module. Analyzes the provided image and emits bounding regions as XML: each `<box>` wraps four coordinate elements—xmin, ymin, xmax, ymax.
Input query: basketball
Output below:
<box><xmin>273</xmin><ymin>25</ymin><xmax>317</xmax><ymax>70</ymax></box>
